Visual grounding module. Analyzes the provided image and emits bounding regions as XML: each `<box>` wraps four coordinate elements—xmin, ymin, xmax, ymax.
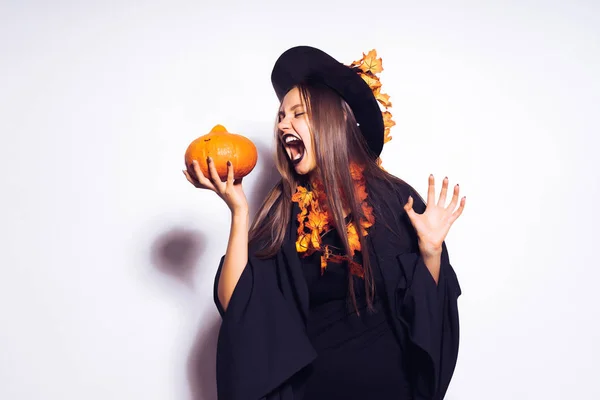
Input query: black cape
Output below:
<box><xmin>213</xmin><ymin>179</ymin><xmax>462</xmax><ymax>400</ymax></box>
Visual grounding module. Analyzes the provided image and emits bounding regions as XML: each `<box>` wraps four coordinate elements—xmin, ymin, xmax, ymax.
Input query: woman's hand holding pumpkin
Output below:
<box><xmin>404</xmin><ymin>175</ymin><xmax>465</xmax><ymax>258</ymax></box>
<box><xmin>183</xmin><ymin>157</ymin><xmax>249</xmax><ymax>215</ymax></box>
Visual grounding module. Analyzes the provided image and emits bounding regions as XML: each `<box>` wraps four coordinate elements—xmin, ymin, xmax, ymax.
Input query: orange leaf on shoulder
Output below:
<box><xmin>349</xmin><ymin>162</ymin><xmax>365</xmax><ymax>181</ymax></box>
<box><xmin>362</xmin><ymin>202</ymin><xmax>375</xmax><ymax>227</ymax></box>
<box><xmin>347</xmin><ymin>223</ymin><xmax>362</xmax><ymax>256</ymax></box>
<box><xmin>349</xmin><ymin>260</ymin><xmax>365</xmax><ymax>278</ymax></box>
<box><xmin>355</xmin><ymin>184</ymin><xmax>368</xmax><ymax>203</ymax></box>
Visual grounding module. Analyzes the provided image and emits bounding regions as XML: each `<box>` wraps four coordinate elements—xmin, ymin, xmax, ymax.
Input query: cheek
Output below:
<box><xmin>295</xmin><ymin>121</ymin><xmax>313</xmax><ymax>154</ymax></box>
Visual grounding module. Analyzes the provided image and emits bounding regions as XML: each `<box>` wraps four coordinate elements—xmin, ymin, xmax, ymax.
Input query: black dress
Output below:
<box><xmin>298</xmin><ymin>225</ymin><xmax>413</xmax><ymax>399</ymax></box>
<box><xmin>213</xmin><ymin>179</ymin><xmax>461</xmax><ymax>400</ymax></box>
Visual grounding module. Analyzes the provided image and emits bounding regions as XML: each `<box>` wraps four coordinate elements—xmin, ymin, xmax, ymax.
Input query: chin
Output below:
<box><xmin>293</xmin><ymin>159</ymin><xmax>315</xmax><ymax>175</ymax></box>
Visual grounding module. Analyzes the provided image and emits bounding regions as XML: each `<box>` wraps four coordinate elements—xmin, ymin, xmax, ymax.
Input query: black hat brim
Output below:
<box><xmin>271</xmin><ymin>46</ymin><xmax>384</xmax><ymax>157</ymax></box>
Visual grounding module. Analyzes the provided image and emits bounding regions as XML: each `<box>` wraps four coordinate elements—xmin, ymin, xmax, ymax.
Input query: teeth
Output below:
<box><xmin>284</xmin><ymin>135</ymin><xmax>301</xmax><ymax>144</ymax></box>
<box><xmin>294</xmin><ymin>153</ymin><xmax>302</xmax><ymax>160</ymax></box>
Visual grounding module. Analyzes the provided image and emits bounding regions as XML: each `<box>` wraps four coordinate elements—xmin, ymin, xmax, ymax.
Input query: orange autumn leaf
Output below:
<box><xmin>359</xmin><ymin>49</ymin><xmax>383</xmax><ymax>75</ymax></box>
<box><xmin>362</xmin><ymin>202</ymin><xmax>375</xmax><ymax>226</ymax></box>
<box><xmin>355</xmin><ymin>184</ymin><xmax>368</xmax><ymax>203</ymax></box>
<box><xmin>297</xmin><ymin>212</ymin><xmax>306</xmax><ymax>225</ymax></box>
<box><xmin>384</xmin><ymin>128</ymin><xmax>393</xmax><ymax>144</ymax></box>
<box><xmin>383</xmin><ymin>111</ymin><xmax>395</xmax><ymax>144</ymax></box>
<box><xmin>292</xmin><ymin>186</ymin><xmax>313</xmax><ymax>208</ymax></box>
<box><xmin>349</xmin><ymin>260</ymin><xmax>364</xmax><ymax>278</ymax></box>
<box><xmin>320</xmin><ymin>255</ymin><xmax>327</xmax><ymax>273</ymax></box>
<box><xmin>349</xmin><ymin>162</ymin><xmax>365</xmax><ymax>181</ymax></box>
<box><xmin>296</xmin><ymin>233</ymin><xmax>310</xmax><ymax>253</ymax></box>
<box><xmin>347</xmin><ymin>223</ymin><xmax>362</xmax><ymax>256</ymax></box>
<box><xmin>306</xmin><ymin>210</ymin><xmax>328</xmax><ymax>231</ymax></box>
<box><xmin>373</xmin><ymin>87</ymin><xmax>392</xmax><ymax>108</ymax></box>
<box><xmin>359</xmin><ymin>72</ymin><xmax>382</xmax><ymax>90</ymax></box>
<box><xmin>383</xmin><ymin>111</ymin><xmax>395</xmax><ymax>129</ymax></box>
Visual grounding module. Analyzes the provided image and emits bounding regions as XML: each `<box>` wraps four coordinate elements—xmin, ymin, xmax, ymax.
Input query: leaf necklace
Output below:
<box><xmin>292</xmin><ymin>163</ymin><xmax>375</xmax><ymax>278</ymax></box>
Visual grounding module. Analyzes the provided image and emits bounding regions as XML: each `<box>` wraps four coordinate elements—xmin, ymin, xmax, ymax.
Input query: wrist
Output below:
<box><xmin>231</xmin><ymin>207</ymin><xmax>249</xmax><ymax>219</ymax></box>
<box><xmin>419</xmin><ymin>243</ymin><xmax>442</xmax><ymax>258</ymax></box>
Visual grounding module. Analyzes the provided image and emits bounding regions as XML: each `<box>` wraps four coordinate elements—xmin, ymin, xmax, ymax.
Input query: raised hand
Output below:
<box><xmin>183</xmin><ymin>157</ymin><xmax>249</xmax><ymax>215</ymax></box>
<box><xmin>404</xmin><ymin>175</ymin><xmax>465</xmax><ymax>257</ymax></box>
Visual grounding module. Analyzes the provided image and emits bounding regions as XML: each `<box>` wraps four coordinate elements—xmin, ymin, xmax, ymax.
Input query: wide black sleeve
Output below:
<box><xmin>392</xmin><ymin>184</ymin><xmax>462</xmax><ymax>400</ymax></box>
<box><xmin>396</xmin><ymin>241</ymin><xmax>461</xmax><ymax>400</ymax></box>
<box><xmin>213</xmin><ymin>251</ymin><xmax>316</xmax><ymax>400</ymax></box>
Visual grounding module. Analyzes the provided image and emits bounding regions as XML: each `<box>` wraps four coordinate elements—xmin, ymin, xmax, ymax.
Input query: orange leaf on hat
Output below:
<box><xmin>359</xmin><ymin>49</ymin><xmax>384</xmax><ymax>75</ymax></box>
<box><xmin>373</xmin><ymin>87</ymin><xmax>392</xmax><ymax>108</ymax></box>
<box><xmin>383</xmin><ymin>111</ymin><xmax>395</xmax><ymax>143</ymax></box>
<box><xmin>383</xmin><ymin>111</ymin><xmax>395</xmax><ymax>128</ymax></box>
<box><xmin>359</xmin><ymin>72</ymin><xmax>382</xmax><ymax>91</ymax></box>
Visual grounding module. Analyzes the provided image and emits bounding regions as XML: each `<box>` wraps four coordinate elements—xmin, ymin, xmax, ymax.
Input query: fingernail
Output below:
<box><xmin>227</xmin><ymin>160</ymin><xmax>231</xmax><ymax>166</ymax></box>
<box><xmin>207</xmin><ymin>157</ymin><xmax>212</xmax><ymax>163</ymax></box>
<box><xmin>444</xmin><ymin>176</ymin><xmax>448</xmax><ymax>180</ymax></box>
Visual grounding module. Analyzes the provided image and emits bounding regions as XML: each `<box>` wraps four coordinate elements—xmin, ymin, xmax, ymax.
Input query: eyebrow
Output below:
<box><xmin>278</xmin><ymin>103</ymin><xmax>304</xmax><ymax>116</ymax></box>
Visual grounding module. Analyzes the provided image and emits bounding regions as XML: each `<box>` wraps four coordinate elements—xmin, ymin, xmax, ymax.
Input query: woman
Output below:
<box><xmin>184</xmin><ymin>46</ymin><xmax>465</xmax><ymax>400</ymax></box>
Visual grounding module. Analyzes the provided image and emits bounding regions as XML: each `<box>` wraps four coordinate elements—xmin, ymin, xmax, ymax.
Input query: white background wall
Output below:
<box><xmin>1</xmin><ymin>1</ymin><xmax>599</xmax><ymax>399</ymax></box>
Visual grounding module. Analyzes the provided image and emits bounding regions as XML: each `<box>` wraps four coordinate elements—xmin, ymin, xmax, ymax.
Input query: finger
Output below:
<box><xmin>206</xmin><ymin>157</ymin><xmax>226</xmax><ymax>192</ymax></box>
<box><xmin>447</xmin><ymin>184</ymin><xmax>460</xmax><ymax>211</ymax></box>
<box><xmin>450</xmin><ymin>196</ymin><xmax>466</xmax><ymax>223</ymax></box>
<box><xmin>182</xmin><ymin>169</ymin><xmax>200</xmax><ymax>188</ymax></box>
<box><xmin>437</xmin><ymin>176</ymin><xmax>449</xmax><ymax>207</ymax></box>
<box><xmin>192</xmin><ymin>160</ymin><xmax>217</xmax><ymax>191</ymax></box>
<box><xmin>427</xmin><ymin>174</ymin><xmax>436</xmax><ymax>207</ymax></box>
<box><xmin>404</xmin><ymin>195</ymin><xmax>418</xmax><ymax>221</ymax></box>
<box><xmin>183</xmin><ymin>166</ymin><xmax>214</xmax><ymax>190</ymax></box>
<box><xmin>225</xmin><ymin>160</ymin><xmax>234</xmax><ymax>190</ymax></box>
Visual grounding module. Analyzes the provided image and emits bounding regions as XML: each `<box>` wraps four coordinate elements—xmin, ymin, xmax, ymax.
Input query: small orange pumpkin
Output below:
<box><xmin>184</xmin><ymin>124</ymin><xmax>258</xmax><ymax>181</ymax></box>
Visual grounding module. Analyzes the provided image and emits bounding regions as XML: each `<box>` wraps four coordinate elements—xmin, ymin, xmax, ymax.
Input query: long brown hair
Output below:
<box><xmin>249</xmin><ymin>81</ymin><xmax>411</xmax><ymax>311</ymax></box>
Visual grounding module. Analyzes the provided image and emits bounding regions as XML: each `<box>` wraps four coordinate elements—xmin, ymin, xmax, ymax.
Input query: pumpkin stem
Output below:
<box><xmin>211</xmin><ymin>124</ymin><xmax>228</xmax><ymax>133</ymax></box>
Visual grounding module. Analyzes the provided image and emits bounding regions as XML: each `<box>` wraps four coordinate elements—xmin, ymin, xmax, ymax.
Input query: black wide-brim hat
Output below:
<box><xmin>271</xmin><ymin>46</ymin><xmax>385</xmax><ymax>157</ymax></box>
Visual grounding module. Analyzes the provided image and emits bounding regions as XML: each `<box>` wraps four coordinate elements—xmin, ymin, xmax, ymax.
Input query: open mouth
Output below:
<box><xmin>281</xmin><ymin>133</ymin><xmax>305</xmax><ymax>165</ymax></box>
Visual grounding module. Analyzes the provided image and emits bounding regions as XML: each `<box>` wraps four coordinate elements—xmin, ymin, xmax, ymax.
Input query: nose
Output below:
<box><xmin>277</xmin><ymin>118</ymin><xmax>290</xmax><ymax>132</ymax></box>
<box><xmin>278</xmin><ymin>114</ymin><xmax>292</xmax><ymax>133</ymax></box>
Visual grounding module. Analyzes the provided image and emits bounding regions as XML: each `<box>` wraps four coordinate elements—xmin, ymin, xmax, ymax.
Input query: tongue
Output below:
<box><xmin>288</xmin><ymin>142</ymin><xmax>304</xmax><ymax>161</ymax></box>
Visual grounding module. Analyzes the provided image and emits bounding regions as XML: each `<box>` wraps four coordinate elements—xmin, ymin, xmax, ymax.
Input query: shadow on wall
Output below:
<box><xmin>150</xmin><ymin>228</ymin><xmax>206</xmax><ymax>290</ymax></box>
<box><xmin>151</xmin><ymin>138</ymin><xmax>280</xmax><ymax>400</ymax></box>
